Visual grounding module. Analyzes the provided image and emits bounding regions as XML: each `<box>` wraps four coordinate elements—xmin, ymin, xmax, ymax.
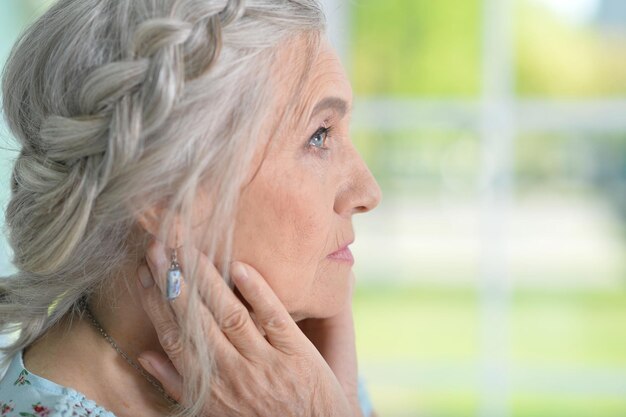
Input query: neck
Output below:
<box><xmin>23</xmin><ymin>266</ymin><xmax>173</xmax><ymax>416</ymax></box>
<box><xmin>87</xmin><ymin>273</ymin><xmax>165</xmax><ymax>362</ymax></box>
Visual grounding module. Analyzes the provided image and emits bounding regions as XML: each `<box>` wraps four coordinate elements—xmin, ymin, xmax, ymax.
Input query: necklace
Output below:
<box><xmin>78</xmin><ymin>295</ymin><xmax>179</xmax><ymax>406</ymax></box>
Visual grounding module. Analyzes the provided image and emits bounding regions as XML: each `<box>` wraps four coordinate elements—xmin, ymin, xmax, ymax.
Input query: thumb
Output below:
<box><xmin>230</xmin><ymin>261</ymin><xmax>307</xmax><ymax>354</ymax></box>
<box><xmin>137</xmin><ymin>350</ymin><xmax>183</xmax><ymax>402</ymax></box>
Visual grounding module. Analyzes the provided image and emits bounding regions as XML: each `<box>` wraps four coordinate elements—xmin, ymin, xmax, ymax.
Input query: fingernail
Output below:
<box><xmin>231</xmin><ymin>262</ymin><xmax>248</xmax><ymax>283</ymax></box>
<box><xmin>137</xmin><ymin>356</ymin><xmax>157</xmax><ymax>378</ymax></box>
<box><xmin>138</xmin><ymin>264</ymin><xmax>154</xmax><ymax>289</ymax></box>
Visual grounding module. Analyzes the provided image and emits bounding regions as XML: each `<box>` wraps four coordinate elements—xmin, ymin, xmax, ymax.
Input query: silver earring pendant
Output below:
<box><xmin>166</xmin><ymin>247</ymin><xmax>182</xmax><ymax>301</ymax></box>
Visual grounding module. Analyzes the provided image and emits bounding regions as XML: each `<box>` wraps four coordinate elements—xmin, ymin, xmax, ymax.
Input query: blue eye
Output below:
<box><xmin>308</xmin><ymin>126</ymin><xmax>330</xmax><ymax>149</ymax></box>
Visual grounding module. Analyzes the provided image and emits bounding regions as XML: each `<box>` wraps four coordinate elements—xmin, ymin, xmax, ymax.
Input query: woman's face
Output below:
<box><xmin>230</xmin><ymin>36</ymin><xmax>382</xmax><ymax>321</ymax></box>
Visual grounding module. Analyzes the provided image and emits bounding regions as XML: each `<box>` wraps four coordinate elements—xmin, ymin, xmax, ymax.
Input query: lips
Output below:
<box><xmin>327</xmin><ymin>239</ymin><xmax>355</xmax><ymax>264</ymax></box>
<box><xmin>327</xmin><ymin>246</ymin><xmax>354</xmax><ymax>263</ymax></box>
<box><xmin>328</xmin><ymin>238</ymin><xmax>354</xmax><ymax>256</ymax></box>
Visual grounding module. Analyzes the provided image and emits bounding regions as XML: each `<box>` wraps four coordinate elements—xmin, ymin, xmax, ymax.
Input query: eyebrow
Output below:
<box><xmin>308</xmin><ymin>96</ymin><xmax>350</xmax><ymax>122</ymax></box>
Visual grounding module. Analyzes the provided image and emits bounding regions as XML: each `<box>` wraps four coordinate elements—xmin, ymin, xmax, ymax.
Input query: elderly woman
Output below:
<box><xmin>0</xmin><ymin>0</ymin><xmax>381</xmax><ymax>416</ymax></box>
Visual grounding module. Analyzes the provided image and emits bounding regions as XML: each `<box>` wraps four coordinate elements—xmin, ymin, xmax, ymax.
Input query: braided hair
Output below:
<box><xmin>0</xmin><ymin>0</ymin><xmax>325</xmax><ymax>415</ymax></box>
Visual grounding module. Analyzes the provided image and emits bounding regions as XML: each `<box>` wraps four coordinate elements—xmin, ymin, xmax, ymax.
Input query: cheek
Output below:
<box><xmin>232</xmin><ymin>173</ymin><xmax>331</xmax><ymax>313</ymax></box>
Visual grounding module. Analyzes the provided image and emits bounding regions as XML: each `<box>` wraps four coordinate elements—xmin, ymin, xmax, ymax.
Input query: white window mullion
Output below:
<box><xmin>478</xmin><ymin>0</ymin><xmax>515</xmax><ymax>416</ymax></box>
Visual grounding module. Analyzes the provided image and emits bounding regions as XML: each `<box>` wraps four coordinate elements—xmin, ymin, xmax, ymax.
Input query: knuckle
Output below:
<box><xmin>262</xmin><ymin>314</ymin><xmax>289</xmax><ymax>332</ymax></box>
<box><xmin>159</xmin><ymin>327</ymin><xmax>184</xmax><ymax>357</ymax></box>
<box><xmin>220</xmin><ymin>304</ymin><xmax>248</xmax><ymax>333</ymax></box>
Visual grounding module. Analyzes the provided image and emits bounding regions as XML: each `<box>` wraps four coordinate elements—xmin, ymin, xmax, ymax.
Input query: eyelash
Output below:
<box><xmin>307</xmin><ymin>121</ymin><xmax>333</xmax><ymax>152</ymax></box>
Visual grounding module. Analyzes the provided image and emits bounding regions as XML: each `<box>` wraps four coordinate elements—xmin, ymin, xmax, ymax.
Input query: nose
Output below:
<box><xmin>334</xmin><ymin>149</ymin><xmax>382</xmax><ymax>216</ymax></box>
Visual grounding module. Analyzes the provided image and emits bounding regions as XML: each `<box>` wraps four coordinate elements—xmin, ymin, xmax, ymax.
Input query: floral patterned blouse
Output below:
<box><xmin>0</xmin><ymin>349</ymin><xmax>374</xmax><ymax>417</ymax></box>
<box><xmin>0</xmin><ymin>349</ymin><xmax>115</xmax><ymax>417</ymax></box>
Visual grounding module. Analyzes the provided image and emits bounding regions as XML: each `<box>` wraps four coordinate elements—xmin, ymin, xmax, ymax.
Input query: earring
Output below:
<box><xmin>166</xmin><ymin>246</ymin><xmax>182</xmax><ymax>301</ymax></box>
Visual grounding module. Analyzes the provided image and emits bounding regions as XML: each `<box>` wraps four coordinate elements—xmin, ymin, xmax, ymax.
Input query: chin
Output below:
<box><xmin>286</xmin><ymin>263</ymin><xmax>354</xmax><ymax>320</ymax></box>
<box><xmin>289</xmin><ymin>295</ymin><xmax>349</xmax><ymax>321</ymax></box>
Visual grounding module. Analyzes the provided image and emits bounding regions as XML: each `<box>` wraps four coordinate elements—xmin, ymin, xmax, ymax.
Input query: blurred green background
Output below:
<box><xmin>344</xmin><ymin>0</ymin><xmax>626</xmax><ymax>416</ymax></box>
<box><xmin>1</xmin><ymin>1</ymin><xmax>626</xmax><ymax>417</ymax></box>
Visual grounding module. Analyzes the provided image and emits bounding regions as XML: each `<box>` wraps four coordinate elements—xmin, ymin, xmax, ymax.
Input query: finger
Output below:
<box><xmin>137</xmin><ymin>350</ymin><xmax>183</xmax><ymax>403</ymax></box>
<box><xmin>136</xmin><ymin>262</ymin><xmax>233</xmax><ymax>371</ymax></box>
<box><xmin>230</xmin><ymin>261</ymin><xmax>306</xmax><ymax>354</ymax></box>
<box><xmin>145</xmin><ymin>237</ymin><xmax>233</xmax><ymax>322</ymax></box>
<box><xmin>143</xmin><ymin>239</ymin><xmax>205</xmax><ymax>322</ymax></box>
<box><xmin>136</xmin><ymin>263</ymin><xmax>188</xmax><ymax>374</ymax></box>
<box><xmin>144</xmin><ymin>238</ymin><xmax>269</xmax><ymax>360</ymax></box>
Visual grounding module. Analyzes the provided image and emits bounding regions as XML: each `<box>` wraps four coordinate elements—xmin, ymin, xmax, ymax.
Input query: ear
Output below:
<box><xmin>136</xmin><ymin>205</ymin><xmax>181</xmax><ymax>249</ymax></box>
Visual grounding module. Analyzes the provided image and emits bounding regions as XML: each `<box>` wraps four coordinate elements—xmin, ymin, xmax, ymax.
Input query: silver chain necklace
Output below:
<box><xmin>78</xmin><ymin>296</ymin><xmax>179</xmax><ymax>406</ymax></box>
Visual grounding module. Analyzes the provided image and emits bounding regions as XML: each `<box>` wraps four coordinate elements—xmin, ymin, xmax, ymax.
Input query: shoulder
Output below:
<box><xmin>0</xmin><ymin>350</ymin><xmax>116</xmax><ymax>417</ymax></box>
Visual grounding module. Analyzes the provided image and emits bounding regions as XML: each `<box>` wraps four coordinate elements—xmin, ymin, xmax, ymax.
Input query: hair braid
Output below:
<box><xmin>22</xmin><ymin>3</ymin><xmax>242</xmax><ymax>273</ymax></box>
<box><xmin>1</xmin><ymin>0</ymin><xmax>326</xmax><ymax>415</ymax></box>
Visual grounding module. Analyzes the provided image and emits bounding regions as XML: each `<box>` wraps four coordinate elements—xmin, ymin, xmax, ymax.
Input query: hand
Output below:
<box><xmin>134</xmin><ymin>237</ymin><xmax>358</xmax><ymax>417</ymax></box>
<box><xmin>297</xmin><ymin>272</ymin><xmax>364</xmax><ymax>417</ymax></box>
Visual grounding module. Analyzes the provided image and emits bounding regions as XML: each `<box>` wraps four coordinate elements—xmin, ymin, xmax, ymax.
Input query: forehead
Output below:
<box><xmin>270</xmin><ymin>34</ymin><xmax>353</xmax><ymax>124</ymax></box>
<box><xmin>302</xmin><ymin>37</ymin><xmax>353</xmax><ymax>111</ymax></box>
<box><xmin>310</xmin><ymin>38</ymin><xmax>351</xmax><ymax>91</ymax></box>
<box><xmin>242</xmin><ymin>35</ymin><xmax>353</xmax><ymax>183</ymax></box>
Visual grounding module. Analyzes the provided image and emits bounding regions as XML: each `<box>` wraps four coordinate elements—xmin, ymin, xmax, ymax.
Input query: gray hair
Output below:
<box><xmin>0</xmin><ymin>0</ymin><xmax>325</xmax><ymax>415</ymax></box>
